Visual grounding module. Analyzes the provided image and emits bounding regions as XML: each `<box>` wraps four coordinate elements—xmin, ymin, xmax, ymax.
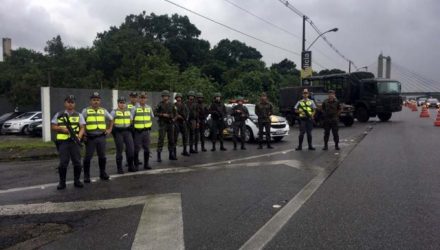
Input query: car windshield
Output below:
<box><xmin>377</xmin><ymin>81</ymin><xmax>401</xmax><ymax>94</ymax></box>
<box><xmin>0</xmin><ymin>112</ymin><xmax>13</xmax><ymax>120</ymax></box>
<box><xmin>245</xmin><ymin>104</ymin><xmax>256</xmax><ymax>116</ymax></box>
<box><xmin>15</xmin><ymin>112</ymin><xmax>36</xmax><ymax>119</ymax></box>
<box><xmin>312</xmin><ymin>94</ymin><xmax>327</xmax><ymax>104</ymax></box>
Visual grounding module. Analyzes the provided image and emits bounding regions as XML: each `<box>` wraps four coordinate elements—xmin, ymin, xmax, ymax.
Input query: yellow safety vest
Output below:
<box><xmin>85</xmin><ymin>107</ymin><xmax>106</xmax><ymax>132</ymax></box>
<box><xmin>299</xmin><ymin>100</ymin><xmax>313</xmax><ymax>118</ymax></box>
<box><xmin>56</xmin><ymin>112</ymin><xmax>80</xmax><ymax>140</ymax></box>
<box><xmin>114</xmin><ymin>110</ymin><xmax>131</xmax><ymax>128</ymax></box>
<box><xmin>127</xmin><ymin>103</ymin><xmax>135</xmax><ymax>110</ymax></box>
<box><xmin>134</xmin><ymin>106</ymin><xmax>152</xmax><ymax>129</ymax></box>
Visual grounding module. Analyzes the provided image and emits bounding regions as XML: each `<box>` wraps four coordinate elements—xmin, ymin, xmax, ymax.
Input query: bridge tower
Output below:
<box><xmin>377</xmin><ymin>53</ymin><xmax>391</xmax><ymax>78</ymax></box>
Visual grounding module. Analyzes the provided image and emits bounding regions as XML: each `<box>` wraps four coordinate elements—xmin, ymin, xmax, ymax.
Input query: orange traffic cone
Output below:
<box><xmin>411</xmin><ymin>104</ymin><xmax>418</xmax><ymax>112</ymax></box>
<box><xmin>420</xmin><ymin>106</ymin><xmax>430</xmax><ymax>118</ymax></box>
<box><xmin>435</xmin><ymin>110</ymin><xmax>440</xmax><ymax>126</ymax></box>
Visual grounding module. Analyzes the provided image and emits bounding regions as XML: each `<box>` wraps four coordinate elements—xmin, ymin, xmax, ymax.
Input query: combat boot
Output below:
<box><xmin>127</xmin><ymin>157</ymin><xmax>136</xmax><ymax>172</ymax></box>
<box><xmin>73</xmin><ymin>166</ymin><xmax>84</xmax><ymax>188</ymax></box>
<box><xmin>267</xmin><ymin>141</ymin><xmax>273</xmax><ymax>149</ymax></box>
<box><xmin>98</xmin><ymin>158</ymin><xmax>110</xmax><ymax>181</ymax></box>
<box><xmin>233</xmin><ymin>141</ymin><xmax>237</xmax><ymax>150</ymax></box>
<box><xmin>307</xmin><ymin>135</ymin><xmax>315</xmax><ymax>150</ymax></box>
<box><xmin>241</xmin><ymin>142</ymin><xmax>246</xmax><ymax>150</ymax></box>
<box><xmin>169</xmin><ymin>150</ymin><xmax>178</xmax><ymax>160</ymax></box>
<box><xmin>201</xmin><ymin>142</ymin><xmax>207</xmax><ymax>152</ymax></box>
<box><xmin>134</xmin><ymin>152</ymin><xmax>140</xmax><ymax>166</ymax></box>
<box><xmin>220</xmin><ymin>141</ymin><xmax>227</xmax><ymax>151</ymax></box>
<box><xmin>157</xmin><ymin>151</ymin><xmax>162</xmax><ymax>162</ymax></box>
<box><xmin>182</xmin><ymin>146</ymin><xmax>190</xmax><ymax>156</ymax></box>
<box><xmin>190</xmin><ymin>145</ymin><xmax>196</xmax><ymax>154</ymax></box>
<box><xmin>144</xmin><ymin>152</ymin><xmax>152</xmax><ymax>170</ymax></box>
<box><xmin>295</xmin><ymin>136</ymin><xmax>303</xmax><ymax>151</ymax></box>
<box><xmin>323</xmin><ymin>140</ymin><xmax>328</xmax><ymax>151</ymax></box>
<box><xmin>258</xmin><ymin>141</ymin><xmax>263</xmax><ymax>149</ymax></box>
<box><xmin>335</xmin><ymin>143</ymin><xmax>340</xmax><ymax>150</ymax></box>
<box><xmin>211</xmin><ymin>142</ymin><xmax>216</xmax><ymax>152</ymax></box>
<box><xmin>57</xmin><ymin>167</ymin><xmax>67</xmax><ymax>190</ymax></box>
<box><xmin>116</xmin><ymin>158</ymin><xmax>124</xmax><ymax>174</ymax></box>
<box><xmin>194</xmin><ymin>144</ymin><xmax>199</xmax><ymax>153</ymax></box>
<box><xmin>83</xmin><ymin>161</ymin><xmax>91</xmax><ymax>183</ymax></box>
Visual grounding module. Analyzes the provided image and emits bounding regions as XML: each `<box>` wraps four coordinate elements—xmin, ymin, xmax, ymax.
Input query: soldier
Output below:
<box><xmin>196</xmin><ymin>92</ymin><xmax>208</xmax><ymax>152</ymax></box>
<box><xmin>321</xmin><ymin>90</ymin><xmax>341</xmax><ymax>150</ymax></box>
<box><xmin>111</xmin><ymin>97</ymin><xmax>135</xmax><ymax>173</ymax></box>
<box><xmin>231</xmin><ymin>96</ymin><xmax>249</xmax><ymax>150</ymax></box>
<box><xmin>155</xmin><ymin>90</ymin><xmax>177</xmax><ymax>162</ymax></box>
<box><xmin>82</xmin><ymin>92</ymin><xmax>114</xmax><ymax>183</ymax></box>
<box><xmin>51</xmin><ymin>95</ymin><xmax>85</xmax><ymax>190</ymax></box>
<box><xmin>294</xmin><ymin>89</ymin><xmax>317</xmax><ymax>151</ymax></box>
<box><xmin>208</xmin><ymin>92</ymin><xmax>227</xmax><ymax>151</ymax></box>
<box><xmin>174</xmin><ymin>93</ymin><xmax>190</xmax><ymax>156</ymax></box>
<box><xmin>186</xmin><ymin>91</ymin><xmax>199</xmax><ymax>153</ymax></box>
<box><xmin>255</xmin><ymin>92</ymin><xmax>274</xmax><ymax>149</ymax></box>
<box><xmin>132</xmin><ymin>92</ymin><xmax>153</xmax><ymax>170</ymax></box>
<box><xmin>127</xmin><ymin>92</ymin><xmax>141</xmax><ymax>166</ymax></box>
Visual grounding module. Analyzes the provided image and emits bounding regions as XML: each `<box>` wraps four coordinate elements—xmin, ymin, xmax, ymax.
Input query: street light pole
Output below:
<box><xmin>306</xmin><ymin>28</ymin><xmax>338</xmax><ymax>51</ymax></box>
<box><xmin>300</xmin><ymin>16</ymin><xmax>306</xmax><ymax>86</ymax></box>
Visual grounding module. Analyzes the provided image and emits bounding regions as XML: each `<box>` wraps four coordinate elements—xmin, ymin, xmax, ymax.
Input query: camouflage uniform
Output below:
<box><xmin>186</xmin><ymin>91</ymin><xmax>199</xmax><ymax>153</ymax></box>
<box><xmin>196</xmin><ymin>92</ymin><xmax>208</xmax><ymax>152</ymax></box>
<box><xmin>231</xmin><ymin>98</ymin><xmax>249</xmax><ymax>150</ymax></box>
<box><xmin>154</xmin><ymin>90</ymin><xmax>177</xmax><ymax>161</ymax></box>
<box><xmin>208</xmin><ymin>93</ymin><xmax>227</xmax><ymax>151</ymax></box>
<box><xmin>174</xmin><ymin>93</ymin><xmax>189</xmax><ymax>156</ymax></box>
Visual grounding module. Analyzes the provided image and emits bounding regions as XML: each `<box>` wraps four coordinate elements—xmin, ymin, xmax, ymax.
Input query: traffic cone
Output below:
<box><xmin>411</xmin><ymin>104</ymin><xmax>418</xmax><ymax>112</ymax></box>
<box><xmin>435</xmin><ymin>110</ymin><xmax>440</xmax><ymax>126</ymax></box>
<box><xmin>420</xmin><ymin>106</ymin><xmax>430</xmax><ymax>118</ymax></box>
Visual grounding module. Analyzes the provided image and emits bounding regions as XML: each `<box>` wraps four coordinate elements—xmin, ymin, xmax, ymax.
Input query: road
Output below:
<box><xmin>0</xmin><ymin>108</ymin><xmax>439</xmax><ymax>249</ymax></box>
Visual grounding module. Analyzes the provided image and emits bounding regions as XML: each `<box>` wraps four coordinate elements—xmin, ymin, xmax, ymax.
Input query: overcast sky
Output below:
<box><xmin>1</xmin><ymin>0</ymin><xmax>439</xmax><ymax>81</ymax></box>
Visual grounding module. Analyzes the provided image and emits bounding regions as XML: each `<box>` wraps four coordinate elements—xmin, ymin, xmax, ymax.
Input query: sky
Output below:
<box><xmin>1</xmin><ymin>0</ymin><xmax>439</xmax><ymax>83</ymax></box>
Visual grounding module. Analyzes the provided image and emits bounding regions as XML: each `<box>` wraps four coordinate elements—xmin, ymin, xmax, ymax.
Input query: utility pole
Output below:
<box><xmin>300</xmin><ymin>15</ymin><xmax>306</xmax><ymax>86</ymax></box>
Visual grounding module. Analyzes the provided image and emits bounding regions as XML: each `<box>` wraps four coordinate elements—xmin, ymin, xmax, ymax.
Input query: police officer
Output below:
<box><xmin>127</xmin><ymin>92</ymin><xmax>141</xmax><ymax>166</ymax></box>
<box><xmin>321</xmin><ymin>90</ymin><xmax>341</xmax><ymax>150</ymax></box>
<box><xmin>155</xmin><ymin>90</ymin><xmax>177</xmax><ymax>162</ymax></box>
<box><xmin>232</xmin><ymin>96</ymin><xmax>249</xmax><ymax>150</ymax></box>
<box><xmin>82</xmin><ymin>92</ymin><xmax>114</xmax><ymax>183</ymax></box>
<box><xmin>51</xmin><ymin>95</ymin><xmax>85</xmax><ymax>190</ymax></box>
<box><xmin>209</xmin><ymin>92</ymin><xmax>227</xmax><ymax>151</ymax></box>
<box><xmin>196</xmin><ymin>92</ymin><xmax>208</xmax><ymax>152</ymax></box>
<box><xmin>111</xmin><ymin>97</ymin><xmax>135</xmax><ymax>173</ymax></box>
<box><xmin>255</xmin><ymin>92</ymin><xmax>274</xmax><ymax>149</ymax></box>
<box><xmin>132</xmin><ymin>92</ymin><xmax>153</xmax><ymax>170</ymax></box>
<box><xmin>174</xmin><ymin>93</ymin><xmax>190</xmax><ymax>156</ymax></box>
<box><xmin>186</xmin><ymin>90</ymin><xmax>199</xmax><ymax>153</ymax></box>
<box><xmin>294</xmin><ymin>89</ymin><xmax>317</xmax><ymax>151</ymax></box>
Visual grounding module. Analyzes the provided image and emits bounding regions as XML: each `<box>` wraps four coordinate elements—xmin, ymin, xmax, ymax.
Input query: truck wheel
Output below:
<box><xmin>356</xmin><ymin>107</ymin><xmax>369</xmax><ymax>123</ymax></box>
<box><xmin>342</xmin><ymin>116</ymin><xmax>354</xmax><ymax>127</ymax></box>
<box><xmin>273</xmin><ymin>137</ymin><xmax>283</xmax><ymax>142</ymax></box>
<box><xmin>378</xmin><ymin>112</ymin><xmax>392</xmax><ymax>122</ymax></box>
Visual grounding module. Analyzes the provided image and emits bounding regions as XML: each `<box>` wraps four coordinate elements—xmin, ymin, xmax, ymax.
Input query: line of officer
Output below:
<box><xmin>208</xmin><ymin>92</ymin><xmax>227</xmax><ymax>151</ymax></box>
<box><xmin>155</xmin><ymin>90</ymin><xmax>177</xmax><ymax>162</ymax></box>
<box><xmin>51</xmin><ymin>95</ymin><xmax>85</xmax><ymax>189</ymax></box>
<box><xmin>186</xmin><ymin>91</ymin><xmax>199</xmax><ymax>153</ymax></box>
<box><xmin>174</xmin><ymin>93</ymin><xmax>190</xmax><ymax>156</ymax></box>
<box><xmin>111</xmin><ymin>97</ymin><xmax>135</xmax><ymax>173</ymax></box>
<box><xmin>321</xmin><ymin>90</ymin><xmax>341</xmax><ymax>150</ymax></box>
<box><xmin>231</xmin><ymin>96</ymin><xmax>249</xmax><ymax>150</ymax></box>
<box><xmin>82</xmin><ymin>92</ymin><xmax>114</xmax><ymax>183</ymax></box>
<box><xmin>255</xmin><ymin>92</ymin><xmax>274</xmax><ymax>149</ymax></box>
<box><xmin>196</xmin><ymin>92</ymin><xmax>208</xmax><ymax>152</ymax></box>
<box><xmin>294</xmin><ymin>88</ymin><xmax>317</xmax><ymax>151</ymax></box>
<box><xmin>132</xmin><ymin>91</ymin><xmax>153</xmax><ymax>170</ymax></box>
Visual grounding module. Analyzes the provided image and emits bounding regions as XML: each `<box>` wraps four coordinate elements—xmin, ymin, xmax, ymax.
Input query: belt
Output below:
<box><xmin>87</xmin><ymin>133</ymin><xmax>106</xmax><ymax>139</ymax></box>
<box><xmin>135</xmin><ymin>128</ymin><xmax>151</xmax><ymax>132</ymax></box>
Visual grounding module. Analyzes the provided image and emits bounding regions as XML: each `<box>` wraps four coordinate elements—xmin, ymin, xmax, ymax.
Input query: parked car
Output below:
<box><xmin>425</xmin><ymin>98</ymin><xmax>440</xmax><ymax>108</ymax></box>
<box><xmin>417</xmin><ymin>97</ymin><xmax>427</xmax><ymax>106</ymax></box>
<box><xmin>0</xmin><ymin>112</ymin><xmax>24</xmax><ymax>134</ymax></box>
<box><xmin>1</xmin><ymin>111</ymin><xmax>42</xmax><ymax>135</ymax></box>
<box><xmin>28</xmin><ymin>120</ymin><xmax>43</xmax><ymax>137</ymax></box>
<box><xmin>205</xmin><ymin>103</ymin><xmax>290</xmax><ymax>142</ymax></box>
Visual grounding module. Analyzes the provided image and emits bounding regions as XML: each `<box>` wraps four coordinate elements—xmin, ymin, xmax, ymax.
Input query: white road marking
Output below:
<box><xmin>0</xmin><ymin>193</ymin><xmax>185</xmax><ymax>250</ymax></box>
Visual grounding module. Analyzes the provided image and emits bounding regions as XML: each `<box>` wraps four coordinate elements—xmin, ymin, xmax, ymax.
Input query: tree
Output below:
<box><xmin>318</xmin><ymin>68</ymin><xmax>346</xmax><ymax>75</ymax></box>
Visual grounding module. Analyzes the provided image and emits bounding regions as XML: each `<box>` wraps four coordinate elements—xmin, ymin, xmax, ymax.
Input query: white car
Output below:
<box><xmin>205</xmin><ymin>103</ymin><xmax>290</xmax><ymax>142</ymax></box>
<box><xmin>1</xmin><ymin>111</ymin><xmax>42</xmax><ymax>135</ymax></box>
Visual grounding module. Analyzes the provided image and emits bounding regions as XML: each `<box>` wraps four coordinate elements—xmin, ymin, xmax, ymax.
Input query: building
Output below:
<box><xmin>2</xmin><ymin>38</ymin><xmax>12</xmax><ymax>59</ymax></box>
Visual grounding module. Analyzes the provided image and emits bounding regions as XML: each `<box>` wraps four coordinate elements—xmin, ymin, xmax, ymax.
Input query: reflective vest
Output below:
<box><xmin>114</xmin><ymin>110</ymin><xmax>131</xmax><ymax>128</ymax></box>
<box><xmin>127</xmin><ymin>103</ymin><xmax>135</xmax><ymax>110</ymax></box>
<box><xmin>134</xmin><ymin>106</ymin><xmax>152</xmax><ymax>129</ymax></box>
<box><xmin>85</xmin><ymin>107</ymin><xmax>106</xmax><ymax>132</ymax></box>
<box><xmin>298</xmin><ymin>100</ymin><xmax>313</xmax><ymax>118</ymax></box>
<box><xmin>56</xmin><ymin>112</ymin><xmax>80</xmax><ymax>140</ymax></box>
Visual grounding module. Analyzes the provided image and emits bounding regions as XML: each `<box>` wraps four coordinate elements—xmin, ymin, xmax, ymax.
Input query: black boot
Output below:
<box><xmin>295</xmin><ymin>136</ymin><xmax>304</xmax><ymax>151</ymax></box>
<box><xmin>322</xmin><ymin>143</ymin><xmax>328</xmax><ymax>150</ymax></box>
<box><xmin>194</xmin><ymin>143</ymin><xmax>199</xmax><ymax>153</ymax></box>
<box><xmin>83</xmin><ymin>161</ymin><xmax>91</xmax><ymax>183</ymax></box>
<box><xmin>169</xmin><ymin>149</ymin><xmax>178</xmax><ymax>160</ymax></box>
<box><xmin>335</xmin><ymin>142</ymin><xmax>340</xmax><ymax>150</ymax></box>
<box><xmin>241</xmin><ymin>142</ymin><xmax>246</xmax><ymax>150</ymax></box>
<box><xmin>98</xmin><ymin>158</ymin><xmax>110</xmax><ymax>181</ymax></box>
<box><xmin>258</xmin><ymin>141</ymin><xmax>263</xmax><ymax>149</ymax></box>
<box><xmin>182</xmin><ymin>146</ymin><xmax>190</xmax><ymax>156</ymax></box>
<box><xmin>57</xmin><ymin>167</ymin><xmax>67</xmax><ymax>190</ymax></box>
<box><xmin>144</xmin><ymin>152</ymin><xmax>152</xmax><ymax>169</ymax></box>
<box><xmin>211</xmin><ymin>142</ymin><xmax>216</xmax><ymax>152</ymax></box>
<box><xmin>307</xmin><ymin>135</ymin><xmax>315</xmax><ymax>150</ymax></box>
<box><xmin>134</xmin><ymin>152</ymin><xmax>140</xmax><ymax>166</ymax></box>
<box><xmin>201</xmin><ymin>141</ymin><xmax>207</xmax><ymax>152</ymax></box>
<box><xmin>116</xmin><ymin>158</ymin><xmax>124</xmax><ymax>174</ymax></box>
<box><xmin>127</xmin><ymin>157</ymin><xmax>136</xmax><ymax>172</ymax></box>
<box><xmin>73</xmin><ymin>166</ymin><xmax>84</xmax><ymax>188</ymax></box>
<box><xmin>233</xmin><ymin>141</ymin><xmax>237</xmax><ymax>150</ymax></box>
<box><xmin>220</xmin><ymin>141</ymin><xmax>227</xmax><ymax>151</ymax></box>
<box><xmin>267</xmin><ymin>141</ymin><xmax>273</xmax><ymax>149</ymax></box>
<box><xmin>157</xmin><ymin>151</ymin><xmax>162</xmax><ymax>162</ymax></box>
<box><xmin>189</xmin><ymin>145</ymin><xmax>195</xmax><ymax>154</ymax></box>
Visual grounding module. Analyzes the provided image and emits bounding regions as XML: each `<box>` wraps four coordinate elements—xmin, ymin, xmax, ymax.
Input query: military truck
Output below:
<box><xmin>278</xmin><ymin>86</ymin><xmax>355</xmax><ymax>127</ymax></box>
<box><xmin>302</xmin><ymin>72</ymin><xmax>402</xmax><ymax>122</ymax></box>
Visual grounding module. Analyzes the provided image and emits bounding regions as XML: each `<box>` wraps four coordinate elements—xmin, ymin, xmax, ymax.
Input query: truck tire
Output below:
<box><xmin>356</xmin><ymin>107</ymin><xmax>369</xmax><ymax>123</ymax></box>
<box><xmin>378</xmin><ymin>112</ymin><xmax>392</xmax><ymax>122</ymax></box>
<box><xmin>341</xmin><ymin>116</ymin><xmax>354</xmax><ymax>127</ymax></box>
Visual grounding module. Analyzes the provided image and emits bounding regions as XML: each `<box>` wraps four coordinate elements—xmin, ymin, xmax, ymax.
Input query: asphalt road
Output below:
<box><xmin>1</xmin><ymin>109</ymin><xmax>438</xmax><ymax>249</ymax></box>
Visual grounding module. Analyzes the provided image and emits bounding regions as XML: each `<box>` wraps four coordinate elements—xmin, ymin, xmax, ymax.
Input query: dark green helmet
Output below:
<box><xmin>161</xmin><ymin>90</ymin><xmax>170</xmax><ymax>97</ymax></box>
<box><xmin>213</xmin><ymin>92</ymin><xmax>221</xmax><ymax>98</ymax></box>
<box><xmin>196</xmin><ymin>92</ymin><xmax>204</xmax><ymax>98</ymax></box>
<box><xmin>175</xmin><ymin>93</ymin><xmax>183</xmax><ymax>99</ymax></box>
<box><xmin>187</xmin><ymin>90</ymin><xmax>196</xmax><ymax>97</ymax></box>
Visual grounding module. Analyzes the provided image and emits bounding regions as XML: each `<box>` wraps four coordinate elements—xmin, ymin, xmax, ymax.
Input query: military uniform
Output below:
<box><xmin>82</xmin><ymin>92</ymin><xmax>113</xmax><ymax>182</ymax></box>
<box><xmin>321</xmin><ymin>92</ymin><xmax>341</xmax><ymax>150</ymax></box>
<box><xmin>132</xmin><ymin>92</ymin><xmax>153</xmax><ymax>170</ymax></box>
<box><xmin>231</xmin><ymin>98</ymin><xmax>249</xmax><ymax>150</ymax></box>
<box><xmin>294</xmin><ymin>90</ymin><xmax>317</xmax><ymax>150</ymax></box>
<box><xmin>255</xmin><ymin>98</ymin><xmax>274</xmax><ymax>149</ymax></box>
<box><xmin>111</xmin><ymin>97</ymin><xmax>135</xmax><ymax>173</ymax></box>
<box><xmin>174</xmin><ymin>93</ymin><xmax>190</xmax><ymax>156</ymax></box>
<box><xmin>196</xmin><ymin>92</ymin><xmax>208</xmax><ymax>152</ymax></box>
<box><xmin>155</xmin><ymin>90</ymin><xmax>177</xmax><ymax>161</ymax></box>
<box><xmin>51</xmin><ymin>95</ymin><xmax>85</xmax><ymax>190</ymax></box>
<box><xmin>186</xmin><ymin>91</ymin><xmax>199</xmax><ymax>153</ymax></box>
<box><xmin>208</xmin><ymin>93</ymin><xmax>227</xmax><ymax>151</ymax></box>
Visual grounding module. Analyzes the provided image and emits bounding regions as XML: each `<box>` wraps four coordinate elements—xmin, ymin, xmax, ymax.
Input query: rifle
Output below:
<box><xmin>60</xmin><ymin>113</ymin><xmax>83</xmax><ymax>147</ymax></box>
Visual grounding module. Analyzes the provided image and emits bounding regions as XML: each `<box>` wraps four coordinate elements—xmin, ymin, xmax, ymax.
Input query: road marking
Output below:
<box><xmin>0</xmin><ymin>193</ymin><xmax>185</xmax><ymax>250</ymax></box>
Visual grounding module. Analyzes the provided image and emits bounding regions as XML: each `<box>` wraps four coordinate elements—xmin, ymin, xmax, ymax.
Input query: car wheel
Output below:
<box><xmin>244</xmin><ymin>126</ymin><xmax>254</xmax><ymax>142</ymax></box>
<box><xmin>273</xmin><ymin>137</ymin><xmax>283</xmax><ymax>142</ymax></box>
<box><xmin>355</xmin><ymin>107</ymin><xmax>369</xmax><ymax>123</ymax></box>
<box><xmin>22</xmin><ymin>125</ymin><xmax>30</xmax><ymax>135</ymax></box>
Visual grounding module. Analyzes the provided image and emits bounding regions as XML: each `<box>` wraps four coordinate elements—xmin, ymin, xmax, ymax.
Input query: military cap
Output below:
<box><xmin>213</xmin><ymin>92</ymin><xmax>221</xmax><ymax>97</ymax></box>
<box><xmin>90</xmin><ymin>92</ymin><xmax>101</xmax><ymax>99</ymax></box>
<box><xmin>175</xmin><ymin>93</ymin><xmax>183</xmax><ymax>99</ymax></box>
<box><xmin>328</xmin><ymin>90</ymin><xmax>336</xmax><ymax>94</ymax></box>
<box><xmin>64</xmin><ymin>95</ymin><xmax>75</xmax><ymax>102</ymax></box>
<box><xmin>117</xmin><ymin>96</ymin><xmax>126</xmax><ymax>102</ymax></box>
<box><xmin>139</xmin><ymin>91</ymin><xmax>147</xmax><ymax>97</ymax></box>
<box><xmin>187</xmin><ymin>90</ymin><xmax>196</xmax><ymax>97</ymax></box>
<box><xmin>196</xmin><ymin>92</ymin><xmax>204</xmax><ymax>98</ymax></box>
<box><xmin>129</xmin><ymin>92</ymin><xmax>138</xmax><ymax>97</ymax></box>
<box><xmin>161</xmin><ymin>90</ymin><xmax>170</xmax><ymax>96</ymax></box>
